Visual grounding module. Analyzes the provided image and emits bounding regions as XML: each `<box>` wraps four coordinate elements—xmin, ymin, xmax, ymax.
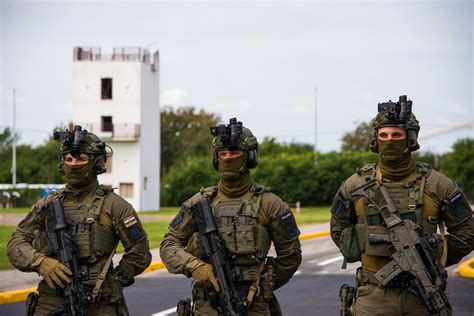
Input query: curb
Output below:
<box><xmin>0</xmin><ymin>230</ymin><xmax>330</xmax><ymax>305</ymax></box>
<box><xmin>458</xmin><ymin>258</ymin><xmax>474</xmax><ymax>278</ymax></box>
<box><xmin>0</xmin><ymin>287</ymin><xmax>37</xmax><ymax>305</ymax></box>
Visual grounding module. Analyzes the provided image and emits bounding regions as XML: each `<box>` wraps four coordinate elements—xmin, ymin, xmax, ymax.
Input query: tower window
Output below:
<box><xmin>102</xmin><ymin>116</ymin><xmax>113</xmax><ymax>132</ymax></box>
<box><xmin>101</xmin><ymin>78</ymin><xmax>113</xmax><ymax>99</ymax></box>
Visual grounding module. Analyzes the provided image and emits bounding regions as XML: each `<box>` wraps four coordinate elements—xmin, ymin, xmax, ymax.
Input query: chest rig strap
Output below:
<box><xmin>357</xmin><ymin>164</ymin><xmax>379</xmax><ymax>225</ymax></box>
<box><xmin>86</xmin><ymin>185</ymin><xmax>109</xmax><ymax>223</ymax></box>
<box><xmin>358</xmin><ymin>163</ymin><xmax>430</xmax><ymax>226</ymax></box>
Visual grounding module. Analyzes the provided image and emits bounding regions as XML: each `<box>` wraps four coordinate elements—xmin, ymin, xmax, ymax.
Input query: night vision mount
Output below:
<box><xmin>54</xmin><ymin>125</ymin><xmax>88</xmax><ymax>158</ymax></box>
<box><xmin>377</xmin><ymin>95</ymin><xmax>413</xmax><ymax>128</ymax></box>
<box><xmin>210</xmin><ymin>117</ymin><xmax>243</xmax><ymax>150</ymax></box>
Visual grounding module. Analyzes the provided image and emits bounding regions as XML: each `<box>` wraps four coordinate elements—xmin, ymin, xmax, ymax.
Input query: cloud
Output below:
<box><xmin>160</xmin><ymin>88</ymin><xmax>187</xmax><ymax>106</ymax></box>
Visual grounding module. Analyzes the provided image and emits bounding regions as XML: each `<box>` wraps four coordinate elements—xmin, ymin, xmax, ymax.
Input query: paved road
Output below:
<box><xmin>1</xmin><ymin>236</ymin><xmax>473</xmax><ymax>315</ymax></box>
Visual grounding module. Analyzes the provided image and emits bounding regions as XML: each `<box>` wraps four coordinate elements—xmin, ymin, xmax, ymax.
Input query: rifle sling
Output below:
<box><xmin>438</xmin><ymin>221</ymin><xmax>447</xmax><ymax>266</ymax></box>
<box><xmin>245</xmin><ymin>259</ymin><xmax>266</xmax><ymax>305</ymax></box>
<box><xmin>91</xmin><ymin>242</ymin><xmax>118</xmax><ymax>301</ymax></box>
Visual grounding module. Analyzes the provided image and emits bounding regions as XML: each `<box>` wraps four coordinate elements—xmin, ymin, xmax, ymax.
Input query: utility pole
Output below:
<box><xmin>12</xmin><ymin>89</ymin><xmax>16</xmax><ymax>187</ymax></box>
<box><xmin>314</xmin><ymin>86</ymin><xmax>318</xmax><ymax>164</ymax></box>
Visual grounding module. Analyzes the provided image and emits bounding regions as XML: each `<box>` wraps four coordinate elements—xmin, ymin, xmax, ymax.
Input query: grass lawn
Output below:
<box><xmin>293</xmin><ymin>206</ymin><xmax>331</xmax><ymax>225</ymax></box>
<box><xmin>116</xmin><ymin>222</ymin><xmax>169</xmax><ymax>253</ymax></box>
<box><xmin>0</xmin><ymin>207</ymin><xmax>30</xmax><ymax>214</ymax></box>
<box><xmin>0</xmin><ymin>226</ymin><xmax>16</xmax><ymax>270</ymax></box>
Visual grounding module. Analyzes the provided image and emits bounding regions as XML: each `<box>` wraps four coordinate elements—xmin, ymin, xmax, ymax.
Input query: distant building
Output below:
<box><xmin>72</xmin><ymin>46</ymin><xmax>160</xmax><ymax>211</ymax></box>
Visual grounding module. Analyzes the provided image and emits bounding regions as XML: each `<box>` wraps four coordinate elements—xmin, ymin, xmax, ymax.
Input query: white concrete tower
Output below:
<box><xmin>72</xmin><ymin>47</ymin><xmax>160</xmax><ymax>211</ymax></box>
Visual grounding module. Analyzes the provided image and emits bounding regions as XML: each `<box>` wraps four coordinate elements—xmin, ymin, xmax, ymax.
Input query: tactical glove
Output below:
<box><xmin>114</xmin><ymin>268</ymin><xmax>135</xmax><ymax>287</ymax></box>
<box><xmin>33</xmin><ymin>255</ymin><xmax>72</xmax><ymax>289</ymax></box>
<box><xmin>186</xmin><ymin>258</ymin><xmax>220</xmax><ymax>292</ymax></box>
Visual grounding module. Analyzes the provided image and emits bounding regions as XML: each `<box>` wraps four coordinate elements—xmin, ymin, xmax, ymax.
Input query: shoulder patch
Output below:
<box><xmin>129</xmin><ymin>225</ymin><xmax>143</xmax><ymax>241</ymax></box>
<box><xmin>448</xmin><ymin>191</ymin><xmax>471</xmax><ymax>219</ymax></box>
<box><xmin>280</xmin><ymin>210</ymin><xmax>299</xmax><ymax>238</ymax></box>
<box><xmin>170</xmin><ymin>204</ymin><xmax>187</xmax><ymax>228</ymax></box>
<box><xmin>332</xmin><ymin>192</ymin><xmax>347</xmax><ymax>218</ymax></box>
<box><xmin>123</xmin><ymin>215</ymin><xmax>138</xmax><ymax>228</ymax></box>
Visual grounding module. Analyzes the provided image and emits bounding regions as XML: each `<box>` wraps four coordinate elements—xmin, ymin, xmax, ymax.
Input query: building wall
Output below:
<box><xmin>73</xmin><ymin>61</ymin><xmax>142</xmax><ymax>125</ymax></box>
<box><xmin>140</xmin><ymin>63</ymin><xmax>160</xmax><ymax>211</ymax></box>
<box><xmin>99</xmin><ymin>141</ymin><xmax>140</xmax><ymax>208</ymax></box>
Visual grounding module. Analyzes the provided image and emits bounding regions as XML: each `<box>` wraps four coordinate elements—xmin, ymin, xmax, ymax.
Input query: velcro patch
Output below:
<box><xmin>281</xmin><ymin>210</ymin><xmax>298</xmax><ymax>238</ymax></box>
<box><xmin>447</xmin><ymin>191</ymin><xmax>471</xmax><ymax>219</ymax></box>
<box><xmin>170</xmin><ymin>204</ymin><xmax>187</xmax><ymax>228</ymax></box>
<box><xmin>129</xmin><ymin>226</ymin><xmax>143</xmax><ymax>241</ymax></box>
<box><xmin>332</xmin><ymin>192</ymin><xmax>346</xmax><ymax>218</ymax></box>
<box><xmin>123</xmin><ymin>215</ymin><xmax>138</xmax><ymax>228</ymax></box>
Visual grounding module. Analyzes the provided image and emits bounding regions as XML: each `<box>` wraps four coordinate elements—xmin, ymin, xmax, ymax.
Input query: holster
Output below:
<box><xmin>26</xmin><ymin>292</ymin><xmax>39</xmax><ymax>316</ymax></box>
<box><xmin>177</xmin><ymin>298</ymin><xmax>193</xmax><ymax>316</ymax></box>
<box><xmin>339</xmin><ymin>284</ymin><xmax>356</xmax><ymax>316</ymax></box>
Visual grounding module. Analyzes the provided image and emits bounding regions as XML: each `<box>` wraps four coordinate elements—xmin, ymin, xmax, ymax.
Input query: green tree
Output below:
<box><xmin>259</xmin><ymin>137</ymin><xmax>314</xmax><ymax>156</ymax></box>
<box><xmin>0</xmin><ymin>127</ymin><xmax>14</xmax><ymax>150</ymax></box>
<box><xmin>160</xmin><ymin>106</ymin><xmax>220</xmax><ymax>177</ymax></box>
<box><xmin>161</xmin><ymin>156</ymin><xmax>219</xmax><ymax>206</ymax></box>
<box><xmin>341</xmin><ymin>121</ymin><xmax>372</xmax><ymax>152</ymax></box>
<box><xmin>441</xmin><ymin>138</ymin><xmax>474</xmax><ymax>199</ymax></box>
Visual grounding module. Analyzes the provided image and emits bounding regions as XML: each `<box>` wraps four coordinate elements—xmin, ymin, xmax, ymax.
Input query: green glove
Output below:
<box><xmin>186</xmin><ymin>259</ymin><xmax>220</xmax><ymax>292</ymax></box>
<box><xmin>34</xmin><ymin>256</ymin><xmax>72</xmax><ymax>289</ymax></box>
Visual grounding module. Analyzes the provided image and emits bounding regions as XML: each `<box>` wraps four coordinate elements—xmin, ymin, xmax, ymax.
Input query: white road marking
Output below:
<box><xmin>151</xmin><ymin>306</ymin><xmax>176</xmax><ymax>316</ymax></box>
<box><xmin>317</xmin><ymin>255</ymin><xmax>344</xmax><ymax>266</ymax></box>
<box><xmin>294</xmin><ymin>270</ymin><xmax>302</xmax><ymax>276</ymax></box>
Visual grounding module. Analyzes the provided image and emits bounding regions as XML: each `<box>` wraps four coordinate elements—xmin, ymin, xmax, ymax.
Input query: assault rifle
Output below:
<box><xmin>351</xmin><ymin>180</ymin><xmax>450</xmax><ymax>315</ymax></box>
<box><xmin>191</xmin><ymin>199</ymin><xmax>247</xmax><ymax>316</ymax></box>
<box><xmin>47</xmin><ymin>199</ymin><xmax>90</xmax><ymax>316</ymax></box>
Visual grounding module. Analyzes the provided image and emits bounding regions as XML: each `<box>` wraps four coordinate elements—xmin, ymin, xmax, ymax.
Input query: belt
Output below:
<box><xmin>358</xmin><ymin>269</ymin><xmax>414</xmax><ymax>288</ymax></box>
<box><xmin>192</xmin><ymin>282</ymin><xmax>252</xmax><ymax>300</ymax></box>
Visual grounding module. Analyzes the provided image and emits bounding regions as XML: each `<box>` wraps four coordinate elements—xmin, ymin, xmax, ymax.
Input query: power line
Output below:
<box><xmin>419</xmin><ymin>120</ymin><xmax>474</xmax><ymax>140</ymax></box>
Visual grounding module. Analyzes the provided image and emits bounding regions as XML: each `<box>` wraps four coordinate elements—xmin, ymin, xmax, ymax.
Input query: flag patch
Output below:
<box><xmin>123</xmin><ymin>215</ymin><xmax>138</xmax><ymax>228</ymax></box>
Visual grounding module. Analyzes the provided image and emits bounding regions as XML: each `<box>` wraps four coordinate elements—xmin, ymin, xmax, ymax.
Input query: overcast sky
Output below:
<box><xmin>1</xmin><ymin>0</ymin><xmax>472</xmax><ymax>153</ymax></box>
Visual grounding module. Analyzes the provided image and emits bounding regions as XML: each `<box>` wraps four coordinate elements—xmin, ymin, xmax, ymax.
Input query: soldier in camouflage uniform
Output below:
<box><xmin>330</xmin><ymin>96</ymin><xmax>473</xmax><ymax>315</ymax></box>
<box><xmin>7</xmin><ymin>126</ymin><xmax>152</xmax><ymax>315</ymax></box>
<box><xmin>160</xmin><ymin>118</ymin><xmax>302</xmax><ymax>315</ymax></box>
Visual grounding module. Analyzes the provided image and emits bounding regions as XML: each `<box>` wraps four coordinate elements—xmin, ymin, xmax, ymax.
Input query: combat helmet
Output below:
<box><xmin>369</xmin><ymin>95</ymin><xmax>420</xmax><ymax>153</ymax></box>
<box><xmin>210</xmin><ymin>118</ymin><xmax>258</xmax><ymax>170</ymax></box>
<box><xmin>55</xmin><ymin>125</ymin><xmax>111</xmax><ymax>175</ymax></box>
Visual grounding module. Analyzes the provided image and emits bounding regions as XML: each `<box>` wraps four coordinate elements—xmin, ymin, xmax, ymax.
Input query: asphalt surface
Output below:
<box><xmin>1</xmin><ymin>236</ymin><xmax>473</xmax><ymax>316</ymax></box>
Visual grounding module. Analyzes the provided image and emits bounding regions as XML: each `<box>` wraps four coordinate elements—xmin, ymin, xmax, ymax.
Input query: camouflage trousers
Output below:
<box><xmin>192</xmin><ymin>286</ymin><xmax>272</xmax><ymax>316</ymax></box>
<box><xmin>354</xmin><ymin>284</ymin><xmax>451</xmax><ymax>316</ymax></box>
<box><xmin>32</xmin><ymin>293</ymin><xmax>129</xmax><ymax>316</ymax></box>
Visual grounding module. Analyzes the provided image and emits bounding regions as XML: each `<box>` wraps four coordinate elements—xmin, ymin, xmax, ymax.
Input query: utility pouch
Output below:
<box><xmin>339</xmin><ymin>284</ymin><xmax>356</xmax><ymax>316</ymax></box>
<box><xmin>261</xmin><ymin>257</ymin><xmax>275</xmax><ymax>300</ymax></box>
<box><xmin>339</xmin><ymin>223</ymin><xmax>366</xmax><ymax>263</ymax></box>
<box><xmin>74</xmin><ymin>230</ymin><xmax>92</xmax><ymax>259</ymax></box>
<box><xmin>101</xmin><ymin>277</ymin><xmax>122</xmax><ymax>303</ymax></box>
<box><xmin>177</xmin><ymin>298</ymin><xmax>193</xmax><ymax>316</ymax></box>
<box><xmin>365</xmin><ymin>225</ymin><xmax>391</xmax><ymax>257</ymax></box>
<box><xmin>26</xmin><ymin>292</ymin><xmax>39</xmax><ymax>316</ymax></box>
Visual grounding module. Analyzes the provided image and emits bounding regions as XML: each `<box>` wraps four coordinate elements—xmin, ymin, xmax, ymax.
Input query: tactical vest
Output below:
<box><xmin>192</xmin><ymin>184</ymin><xmax>271</xmax><ymax>282</ymax></box>
<box><xmin>354</xmin><ymin>162</ymin><xmax>441</xmax><ymax>272</ymax></box>
<box><xmin>34</xmin><ymin>185</ymin><xmax>117</xmax><ymax>288</ymax></box>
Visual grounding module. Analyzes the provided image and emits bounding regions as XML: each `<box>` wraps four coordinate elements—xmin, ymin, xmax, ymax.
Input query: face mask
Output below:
<box><xmin>63</xmin><ymin>162</ymin><xmax>95</xmax><ymax>188</ymax></box>
<box><xmin>378</xmin><ymin>139</ymin><xmax>408</xmax><ymax>163</ymax></box>
<box><xmin>218</xmin><ymin>155</ymin><xmax>246</xmax><ymax>180</ymax></box>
